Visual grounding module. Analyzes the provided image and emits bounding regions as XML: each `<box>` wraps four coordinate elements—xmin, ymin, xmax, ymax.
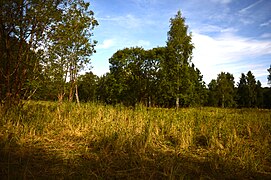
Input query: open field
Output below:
<box><xmin>0</xmin><ymin>101</ymin><xmax>271</xmax><ymax>179</ymax></box>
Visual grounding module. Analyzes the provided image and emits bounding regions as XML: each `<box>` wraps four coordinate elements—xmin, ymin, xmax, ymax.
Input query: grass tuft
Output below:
<box><xmin>0</xmin><ymin>101</ymin><xmax>271</xmax><ymax>179</ymax></box>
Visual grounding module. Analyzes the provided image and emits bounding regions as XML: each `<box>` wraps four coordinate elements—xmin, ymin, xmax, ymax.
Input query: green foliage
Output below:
<box><xmin>104</xmin><ymin>43</ymin><xmax>206</xmax><ymax>107</ymax></box>
<box><xmin>237</xmin><ymin>71</ymin><xmax>260</xmax><ymax>108</ymax></box>
<box><xmin>144</xmin><ymin>47</ymin><xmax>166</xmax><ymax>106</ymax></box>
<box><xmin>2</xmin><ymin>2</ymin><xmax>270</xmax><ymax>110</ymax></box>
<box><xmin>101</xmin><ymin>11</ymin><xmax>206</xmax><ymax>108</ymax></box>
<box><xmin>108</xmin><ymin>47</ymin><xmax>146</xmax><ymax>106</ymax></box>
<box><xmin>206</xmin><ymin>71</ymin><xmax>271</xmax><ymax>108</ymax></box>
<box><xmin>44</xmin><ymin>0</ymin><xmax>98</xmax><ymax>102</ymax></box>
<box><xmin>246</xmin><ymin>71</ymin><xmax>257</xmax><ymax>107</ymax></box>
<box><xmin>256</xmin><ymin>80</ymin><xmax>264</xmax><ymax>108</ymax></box>
<box><xmin>263</xmin><ymin>87</ymin><xmax>271</xmax><ymax>108</ymax></box>
<box><xmin>78</xmin><ymin>72</ymin><xmax>98</xmax><ymax>102</ymax></box>
<box><xmin>207</xmin><ymin>72</ymin><xmax>235</xmax><ymax>108</ymax></box>
<box><xmin>96</xmin><ymin>73</ymin><xmax>118</xmax><ymax>104</ymax></box>
<box><xmin>165</xmin><ymin>10</ymin><xmax>194</xmax><ymax>108</ymax></box>
<box><xmin>0</xmin><ymin>0</ymin><xmax>63</xmax><ymax>106</ymax></box>
<box><xmin>0</xmin><ymin>0</ymin><xmax>98</xmax><ymax>106</ymax></box>
<box><xmin>0</xmin><ymin>37</ymin><xmax>41</xmax><ymax>104</ymax></box>
<box><xmin>207</xmin><ymin>79</ymin><xmax>219</xmax><ymax>107</ymax></box>
<box><xmin>237</xmin><ymin>73</ymin><xmax>248</xmax><ymax>107</ymax></box>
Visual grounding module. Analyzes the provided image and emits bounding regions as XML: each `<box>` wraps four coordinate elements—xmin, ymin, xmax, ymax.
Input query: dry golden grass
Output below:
<box><xmin>0</xmin><ymin>101</ymin><xmax>271</xmax><ymax>179</ymax></box>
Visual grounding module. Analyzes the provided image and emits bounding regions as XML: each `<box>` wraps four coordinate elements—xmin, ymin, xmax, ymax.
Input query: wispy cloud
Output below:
<box><xmin>193</xmin><ymin>24</ymin><xmax>222</xmax><ymax>33</ymax></box>
<box><xmin>239</xmin><ymin>0</ymin><xmax>263</xmax><ymax>14</ymax></box>
<box><xmin>193</xmin><ymin>24</ymin><xmax>238</xmax><ymax>34</ymax></box>
<box><xmin>98</xmin><ymin>14</ymin><xmax>142</xmax><ymax>29</ymax></box>
<box><xmin>260</xmin><ymin>19</ymin><xmax>271</xmax><ymax>27</ymax></box>
<box><xmin>132</xmin><ymin>0</ymin><xmax>158</xmax><ymax>6</ymax></box>
<box><xmin>220</xmin><ymin>28</ymin><xmax>238</xmax><ymax>33</ymax></box>
<box><xmin>192</xmin><ymin>32</ymin><xmax>271</xmax><ymax>84</ymax></box>
<box><xmin>210</xmin><ymin>0</ymin><xmax>232</xmax><ymax>5</ymax></box>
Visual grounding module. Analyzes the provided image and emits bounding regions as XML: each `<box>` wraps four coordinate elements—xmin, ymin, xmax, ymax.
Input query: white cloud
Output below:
<box><xmin>192</xmin><ymin>32</ymin><xmax>271</xmax><ymax>84</ymax></box>
<box><xmin>97</xmin><ymin>39</ymin><xmax>115</xmax><ymax>49</ymax></box>
<box><xmin>260</xmin><ymin>20</ymin><xmax>271</xmax><ymax>27</ymax></box>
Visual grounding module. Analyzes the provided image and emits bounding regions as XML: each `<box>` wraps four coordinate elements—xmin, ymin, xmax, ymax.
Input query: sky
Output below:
<box><xmin>88</xmin><ymin>0</ymin><xmax>271</xmax><ymax>86</ymax></box>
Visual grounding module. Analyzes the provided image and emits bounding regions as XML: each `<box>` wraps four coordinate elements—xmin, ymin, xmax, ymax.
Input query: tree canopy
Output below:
<box><xmin>0</xmin><ymin>0</ymin><xmax>63</xmax><ymax>106</ymax></box>
<box><xmin>98</xmin><ymin>10</ymin><xmax>206</xmax><ymax>108</ymax></box>
<box><xmin>0</xmin><ymin>0</ymin><xmax>98</xmax><ymax>106</ymax></box>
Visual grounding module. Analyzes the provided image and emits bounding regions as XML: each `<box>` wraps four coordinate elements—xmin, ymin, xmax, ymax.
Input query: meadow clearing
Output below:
<box><xmin>0</xmin><ymin>101</ymin><xmax>271</xmax><ymax>179</ymax></box>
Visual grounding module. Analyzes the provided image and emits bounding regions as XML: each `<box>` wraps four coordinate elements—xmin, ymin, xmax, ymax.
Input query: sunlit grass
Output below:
<box><xmin>0</xmin><ymin>101</ymin><xmax>271</xmax><ymax>179</ymax></box>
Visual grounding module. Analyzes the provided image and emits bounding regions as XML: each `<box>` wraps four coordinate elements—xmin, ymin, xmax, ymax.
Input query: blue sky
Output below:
<box><xmin>88</xmin><ymin>0</ymin><xmax>271</xmax><ymax>86</ymax></box>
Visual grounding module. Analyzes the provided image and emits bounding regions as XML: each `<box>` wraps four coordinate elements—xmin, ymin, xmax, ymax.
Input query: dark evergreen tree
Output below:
<box><xmin>263</xmin><ymin>66</ymin><xmax>271</xmax><ymax>108</ymax></box>
<box><xmin>237</xmin><ymin>73</ymin><xmax>248</xmax><ymax>107</ymax></box>
<box><xmin>256</xmin><ymin>80</ymin><xmax>263</xmax><ymax>108</ymax></box>
<box><xmin>207</xmin><ymin>79</ymin><xmax>218</xmax><ymax>107</ymax></box>
<box><xmin>263</xmin><ymin>87</ymin><xmax>271</xmax><ymax>109</ymax></box>
<box><xmin>246</xmin><ymin>71</ymin><xmax>257</xmax><ymax>107</ymax></box>
<box><xmin>216</xmin><ymin>72</ymin><xmax>235</xmax><ymax>108</ymax></box>
<box><xmin>185</xmin><ymin>64</ymin><xmax>207</xmax><ymax>106</ymax></box>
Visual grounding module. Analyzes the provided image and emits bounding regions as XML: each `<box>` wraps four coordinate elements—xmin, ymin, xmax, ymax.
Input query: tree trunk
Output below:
<box><xmin>176</xmin><ymin>96</ymin><xmax>179</xmax><ymax>109</ymax></box>
<box><xmin>75</xmin><ymin>84</ymin><xmax>80</xmax><ymax>106</ymax></box>
<box><xmin>69</xmin><ymin>81</ymin><xmax>74</xmax><ymax>102</ymax></box>
<box><xmin>148</xmin><ymin>96</ymin><xmax>151</xmax><ymax>107</ymax></box>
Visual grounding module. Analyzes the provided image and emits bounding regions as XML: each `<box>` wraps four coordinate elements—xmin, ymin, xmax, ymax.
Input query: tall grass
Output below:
<box><xmin>0</xmin><ymin>101</ymin><xmax>271</xmax><ymax>179</ymax></box>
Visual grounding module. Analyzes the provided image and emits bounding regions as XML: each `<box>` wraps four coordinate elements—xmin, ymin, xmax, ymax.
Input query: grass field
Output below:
<box><xmin>0</xmin><ymin>101</ymin><xmax>271</xmax><ymax>179</ymax></box>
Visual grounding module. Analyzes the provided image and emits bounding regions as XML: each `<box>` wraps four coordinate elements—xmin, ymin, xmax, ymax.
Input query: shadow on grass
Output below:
<box><xmin>0</xmin><ymin>138</ymin><xmax>271</xmax><ymax>180</ymax></box>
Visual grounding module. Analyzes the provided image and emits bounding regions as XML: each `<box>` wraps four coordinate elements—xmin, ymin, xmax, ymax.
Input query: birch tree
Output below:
<box><xmin>166</xmin><ymin>11</ymin><xmax>194</xmax><ymax>108</ymax></box>
<box><xmin>45</xmin><ymin>0</ymin><xmax>98</xmax><ymax>104</ymax></box>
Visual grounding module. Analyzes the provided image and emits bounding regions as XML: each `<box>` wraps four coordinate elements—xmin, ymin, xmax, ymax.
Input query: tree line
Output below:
<box><xmin>71</xmin><ymin>62</ymin><xmax>271</xmax><ymax>109</ymax></box>
<box><xmin>1</xmin><ymin>1</ymin><xmax>271</xmax><ymax>109</ymax></box>
<box><xmin>34</xmin><ymin>11</ymin><xmax>271</xmax><ymax>109</ymax></box>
